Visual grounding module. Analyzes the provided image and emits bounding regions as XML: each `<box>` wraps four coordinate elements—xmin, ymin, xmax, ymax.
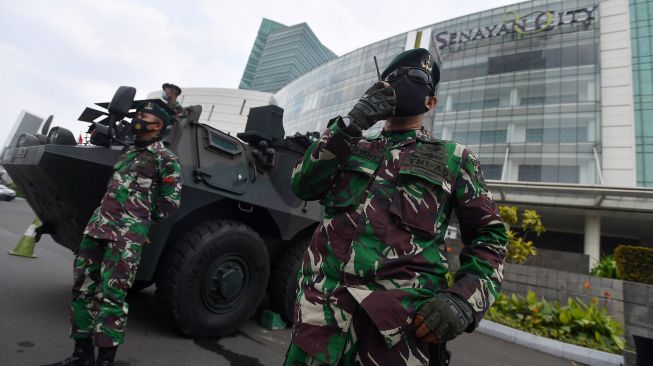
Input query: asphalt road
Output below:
<box><xmin>0</xmin><ymin>199</ymin><xmax>574</xmax><ymax>366</ymax></box>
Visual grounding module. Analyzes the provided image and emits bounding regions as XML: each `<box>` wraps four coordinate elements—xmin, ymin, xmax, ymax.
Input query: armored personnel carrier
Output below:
<box><xmin>1</xmin><ymin>86</ymin><xmax>321</xmax><ymax>338</ymax></box>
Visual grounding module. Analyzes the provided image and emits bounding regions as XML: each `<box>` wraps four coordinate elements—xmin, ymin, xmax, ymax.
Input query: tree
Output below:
<box><xmin>499</xmin><ymin>206</ymin><xmax>545</xmax><ymax>264</ymax></box>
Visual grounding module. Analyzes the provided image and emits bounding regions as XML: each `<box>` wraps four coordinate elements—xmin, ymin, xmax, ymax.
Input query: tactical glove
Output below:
<box><xmin>346</xmin><ymin>81</ymin><xmax>396</xmax><ymax>132</ymax></box>
<box><xmin>414</xmin><ymin>292</ymin><xmax>474</xmax><ymax>343</ymax></box>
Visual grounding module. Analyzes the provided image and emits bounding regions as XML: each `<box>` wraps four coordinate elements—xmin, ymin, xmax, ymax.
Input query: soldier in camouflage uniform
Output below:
<box><xmin>162</xmin><ymin>83</ymin><xmax>184</xmax><ymax>117</ymax></box>
<box><xmin>44</xmin><ymin>101</ymin><xmax>182</xmax><ymax>366</ymax></box>
<box><xmin>285</xmin><ymin>48</ymin><xmax>508</xmax><ymax>366</ymax></box>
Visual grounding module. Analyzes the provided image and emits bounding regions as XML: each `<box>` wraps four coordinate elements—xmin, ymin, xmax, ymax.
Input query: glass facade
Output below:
<box><xmin>275</xmin><ymin>0</ymin><xmax>604</xmax><ymax>185</ymax></box>
<box><xmin>630</xmin><ymin>0</ymin><xmax>653</xmax><ymax>186</ymax></box>
<box><xmin>239</xmin><ymin>19</ymin><xmax>287</xmax><ymax>90</ymax></box>
<box><xmin>433</xmin><ymin>0</ymin><xmax>601</xmax><ymax>185</ymax></box>
<box><xmin>240</xmin><ymin>20</ymin><xmax>336</xmax><ymax>93</ymax></box>
<box><xmin>273</xmin><ymin>34</ymin><xmax>406</xmax><ymax>134</ymax></box>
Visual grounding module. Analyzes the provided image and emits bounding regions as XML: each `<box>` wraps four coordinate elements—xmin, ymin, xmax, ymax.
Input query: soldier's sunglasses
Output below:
<box><xmin>384</xmin><ymin>67</ymin><xmax>433</xmax><ymax>88</ymax></box>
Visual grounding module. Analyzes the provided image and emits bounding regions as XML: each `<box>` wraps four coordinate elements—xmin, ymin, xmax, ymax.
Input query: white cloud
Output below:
<box><xmin>0</xmin><ymin>0</ymin><xmax>519</xmax><ymax>147</ymax></box>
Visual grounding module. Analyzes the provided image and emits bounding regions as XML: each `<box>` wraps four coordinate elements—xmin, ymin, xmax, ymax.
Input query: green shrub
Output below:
<box><xmin>590</xmin><ymin>255</ymin><xmax>619</xmax><ymax>279</ymax></box>
<box><xmin>486</xmin><ymin>291</ymin><xmax>625</xmax><ymax>354</ymax></box>
<box><xmin>505</xmin><ymin>231</ymin><xmax>537</xmax><ymax>264</ymax></box>
<box><xmin>499</xmin><ymin>206</ymin><xmax>518</xmax><ymax>226</ymax></box>
<box><xmin>615</xmin><ymin>245</ymin><xmax>653</xmax><ymax>284</ymax></box>
<box><xmin>498</xmin><ymin>206</ymin><xmax>544</xmax><ymax>264</ymax></box>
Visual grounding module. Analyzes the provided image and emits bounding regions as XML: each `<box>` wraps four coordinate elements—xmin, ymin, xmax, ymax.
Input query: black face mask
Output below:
<box><xmin>134</xmin><ymin>135</ymin><xmax>162</xmax><ymax>148</ymax></box>
<box><xmin>390</xmin><ymin>77</ymin><xmax>431</xmax><ymax>117</ymax></box>
<box><xmin>130</xmin><ymin>117</ymin><xmax>158</xmax><ymax>135</ymax></box>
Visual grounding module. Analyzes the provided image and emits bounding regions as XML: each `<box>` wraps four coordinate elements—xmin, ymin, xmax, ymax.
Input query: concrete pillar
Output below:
<box><xmin>441</xmin><ymin>126</ymin><xmax>452</xmax><ymax>140</ymax></box>
<box><xmin>445</xmin><ymin>95</ymin><xmax>454</xmax><ymax>112</ymax></box>
<box><xmin>510</xmin><ymin>88</ymin><xmax>520</xmax><ymax>107</ymax></box>
<box><xmin>586</xmin><ymin>80</ymin><xmax>596</xmax><ymax>101</ymax></box>
<box><xmin>600</xmin><ymin>0</ymin><xmax>637</xmax><ymax>186</ymax></box>
<box><xmin>584</xmin><ymin>215</ymin><xmax>601</xmax><ymax>268</ymax></box>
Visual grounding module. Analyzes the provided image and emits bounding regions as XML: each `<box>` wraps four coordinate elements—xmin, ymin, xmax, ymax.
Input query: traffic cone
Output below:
<box><xmin>8</xmin><ymin>218</ymin><xmax>40</xmax><ymax>258</ymax></box>
<box><xmin>260</xmin><ymin>309</ymin><xmax>287</xmax><ymax>330</ymax></box>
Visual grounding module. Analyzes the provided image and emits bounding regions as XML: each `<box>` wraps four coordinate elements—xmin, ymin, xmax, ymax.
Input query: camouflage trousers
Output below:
<box><xmin>285</xmin><ymin>307</ymin><xmax>449</xmax><ymax>366</ymax></box>
<box><xmin>69</xmin><ymin>235</ymin><xmax>143</xmax><ymax>347</ymax></box>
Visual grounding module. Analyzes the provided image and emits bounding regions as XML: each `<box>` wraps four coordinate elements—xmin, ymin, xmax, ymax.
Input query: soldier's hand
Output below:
<box><xmin>346</xmin><ymin>81</ymin><xmax>396</xmax><ymax>131</ymax></box>
<box><xmin>413</xmin><ymin>292</ymin><xmax>474</xmax><ymax>343</ymax></box>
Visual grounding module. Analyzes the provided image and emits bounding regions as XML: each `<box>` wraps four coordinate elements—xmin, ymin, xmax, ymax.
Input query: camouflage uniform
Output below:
<box><xmin>287</xmin><ymin>118</ymin><xmax>508</xmax><ymax>365</ymax></box>
<box><xmin>70</xmin><ymin>140</ymin><xmax>182</xmax><ymax>347</ymax></box>
<box><xmin>167</xmin><ymin>100</ymin><xmax>184</xmax><ymax>117</ymax></box>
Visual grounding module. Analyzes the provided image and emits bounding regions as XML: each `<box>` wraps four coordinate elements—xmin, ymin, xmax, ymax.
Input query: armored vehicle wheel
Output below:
<box><xmin>155</xmin><ymin>220</ymin><xmax>269</xmax><ymax>338</ymax></box>
<box><xmin>268</xmin><ymin>236</ymin><xmax>311</xmax><ymax>323</ymax></box>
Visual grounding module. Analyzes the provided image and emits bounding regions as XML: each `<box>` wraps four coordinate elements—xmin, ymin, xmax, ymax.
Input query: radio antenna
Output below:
<box><xmin>373</xmin><ymin>56</ymin><xmax>382</xmax><ymax>81</ymax></box>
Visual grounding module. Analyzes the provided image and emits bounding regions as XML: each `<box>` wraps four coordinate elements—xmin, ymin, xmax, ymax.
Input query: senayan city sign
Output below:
<box><xmin>435</xmin><ymin>5</ymin><xmax>599</xmax><ymax>49</ymax></box>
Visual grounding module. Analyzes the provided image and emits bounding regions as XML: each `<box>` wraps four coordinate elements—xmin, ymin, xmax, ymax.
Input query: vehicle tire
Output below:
<box><xmin>155</xmin><ymin>220</ymin><xmax>269</xmax><ymax>338</ymax></box>
<box><xmin>268</xmin><ymin>236</ymin><xmax>311</xmax><ymax>323</ymax></box>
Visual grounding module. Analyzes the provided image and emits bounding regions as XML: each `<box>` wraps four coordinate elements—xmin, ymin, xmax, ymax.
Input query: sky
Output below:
<box><xmin>0</xmin><ymin>0</ymin><xmax>520</xmax><ymax>146</ymax></box>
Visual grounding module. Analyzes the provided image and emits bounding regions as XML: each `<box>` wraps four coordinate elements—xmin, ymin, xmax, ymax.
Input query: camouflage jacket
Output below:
<box><xmin>290</xmin><ymin>117</ymin><xmax>508</xmax><ymax>364</ymax></box>
<box><xmin>168</xmin><ymin>101</ymin><xmax>184</xmax><ymax>117</ymax></box>
<box><xmin>84</xmin><ymin>140</ymin><xmax>182</xmax><ymax>243</ymax></box>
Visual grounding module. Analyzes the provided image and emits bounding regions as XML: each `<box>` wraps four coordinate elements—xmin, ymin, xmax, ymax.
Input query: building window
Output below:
<box><xmin>453</xmin><ymin>98</ymin><xmax>500</xmax><ymax>111</ymax></box>
<box><xmin>487</xmin><ymin>44</ymin><xmax>596</xmax><ymax>77</ymax></box>
<box><xmin>518</xmin><ymin>165</ymin><xmax>580</xmax><ymax>183</ymax></box>
<box><xmin>441</xmin><ymin>63</ymin><xmax>488</xmax><ymax>82</ymax></box>
<box><xmin>453</xmin><ymin>129</ymin><xmax>507</xmax><ymax>145</ymax></box>
<box><xmin>488</xmin><ymin>50</ymin><xmax>545</xmax><ymax>74</ymax></box>
<box><xmin>526</xmin><ymin>128</ymin><xmax>588</xmax><ymax>143</ymax></box>
<box><xmin>521</xmin><ymin>94</ymin><xmax>579</xmax><ymax>105</ymax></box>
<box><xmin>300</xmin><ymin>93</ymin><xmax>319</xmax><ymax>113</ymax></box>
<box><xmin>482</xmin><ymin>164</ymin><xmax>503</xmax><ymax>180</ymax></box>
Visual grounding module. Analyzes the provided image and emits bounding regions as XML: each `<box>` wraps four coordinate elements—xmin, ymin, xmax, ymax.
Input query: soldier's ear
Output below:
<box><xmin>425</xmin><ymin>96</ymin><xmax>438</xmax><ymax>111</ymax></box>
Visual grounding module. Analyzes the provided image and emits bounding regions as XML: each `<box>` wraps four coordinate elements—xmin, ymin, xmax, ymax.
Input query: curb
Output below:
<box><xmin>476</xmin><ymin>320</ymin><xmax>624</xmax><ymax>366</ymax></box>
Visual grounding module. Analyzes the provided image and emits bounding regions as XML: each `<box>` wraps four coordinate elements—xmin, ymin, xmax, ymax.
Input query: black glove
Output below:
<box><xmin>346</xmin><ymin>81</ymin><xmax>396</xmax><ymax>131</ymax></box>
<box><xmin>413</xmin><ymin>292</ymin><xmax>474</xmax><ymax>343</ymax></box>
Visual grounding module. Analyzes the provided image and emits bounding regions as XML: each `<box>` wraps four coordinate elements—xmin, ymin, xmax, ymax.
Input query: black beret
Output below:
<box><xmin>162</xmin><ymin>83</ymin><xmax>182</xmax><ymax>95</ymax></box>
<box><xmin>136</xmin><ymin>100</ymin><xmax>170</xmax><ymax>126</ymax></box>
<box><xmin>381</xmin><ymin>48</ymin><xmax>440</xmax><ymax>89</ymax></box>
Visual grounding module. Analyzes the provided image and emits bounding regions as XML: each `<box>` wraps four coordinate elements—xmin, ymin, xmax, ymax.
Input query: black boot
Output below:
<box><xmin>41</xmin><ymin>338</ymin><xmax>95</xmax><ymax>366</ymax></box>
<box><xmin>95</xmin><ymin>346</ymin><xmax>117</xmax><ymax>366</ymax></box>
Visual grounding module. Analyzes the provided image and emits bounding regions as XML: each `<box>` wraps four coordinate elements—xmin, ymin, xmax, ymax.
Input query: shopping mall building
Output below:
<box><xmin>156</xmin><ymin>0</ymin><xmax>653</xmax><ymax>266</ymax></box>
